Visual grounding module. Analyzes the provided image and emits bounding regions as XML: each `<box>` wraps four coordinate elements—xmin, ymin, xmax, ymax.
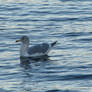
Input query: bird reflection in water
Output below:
<box><xmin>20</xmin><ymin>55</ymin><xmax>49</xmax><ymax>69</ymax></box>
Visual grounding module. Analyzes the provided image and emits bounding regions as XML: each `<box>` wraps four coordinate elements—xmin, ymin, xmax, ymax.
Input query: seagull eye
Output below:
<box><xmin>22</xmin><ymin>37</ymin><xmax>25</xmax><ymax>40</ymax></box>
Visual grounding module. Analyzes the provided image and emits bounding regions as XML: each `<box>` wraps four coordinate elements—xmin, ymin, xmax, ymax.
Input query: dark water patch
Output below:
<box><xmin>31</xmin><ymin>29</ymin><xmax>44</xmax><ymax>32</ymax></box>
<box><xmin>29</xmin><ymin>10</ymin><xmax>51</xmax><ymax>14</ymax></box>
<box><xmin>0</xmin><ymin>72</ymin><xmax>19</xmax><ymax>77</ymax></box>
<box><xmin>73</xmin><ymin>65</ymin><xmax>92</xmax><ymax>69</ymax></box>
<box><xmin>35</xmin><ymin>74</ymin><xmax>79</xmax><ymax>82</ymax></box>
<box><xmin>63</xmin><ymin>32</ymin><xmax>92</xmax><ymax>39</ymax></box>
<box><xmin>5</xmin><ymin>7</ymin><xmax>22</xmax><ymax>11</ymax></box>
<box><xmin>63</xmin><ymin>32</ymin><xmax>82</xmax><ymax>37</ymax></box>
<box><xmin>62</xmin><ymin>32</ymin><xmax>92</xmax><ymax>37</ymax></box>
<box><xmin>63</xmin><ymin>74</ymin><xmax>92</xmax><ymax>80</ymax></box>
<box><xmin>45</xmin><ymin>66</ymin><xmax>66</xmax><ymax>70</ymax></box>
<box><xmin>45</xmin><ymin>74</ymin><xmax>92</xmax><ymax>81</ymax></box>
<box><xmin>60</xmin><ymin>0</ymin><xmax>92</xmax><ymax>2</ymax></box>
<box><xmin>0</xmin><ymin>48</ymin><xmax>9</xmax><ymax>52</ymax></box>
<box><xmin>0</xmin><ymin>18</ymin><xmax>10</xmax><ymax>21</ymax></box>
<box><xmin>46</xmin><ymin>89</ymin><xmax>81</xmax><ymax>92</ymax></box>
<box><xmin>0</xmin><ymin>17</ymin><xmax>8</xmax><ymax>20</ymax></box>
<box><xmin>40</xmin><ymin>71</ymin><xmax>63</xmax><ymax>74</ymax></box>
<box><xmin>49</xmin><ymin>17</ymin><xmax>78</xmax><ymax>22</ymax></box>
<box><xmin>17</xmin><ymin>24</ymin><xmax>31</xmax><ymax>26</ymax></box>
<box><xmin>60</xmin><ymin>0</ymin><xmax>78</xmax><ymax>2</ymax></box>
<box><xmin>0</xmin><ymin>28</ymin><xmax>6</xmax><ymax>30</ymax></box>
<box><xmin>49</xmin><ymin>17</ymin><xmax>92</xmax><ymax>22</ymax></box>
<box><xmin>19</xmin><ymin>13</ymin><xmax>30</xmax><ymax>16</ymax></box>
<box><xmin>46</xmin><ymin>89</ymin><xmax>61</xmax><ymax>92</ymax></box>
<box><xmin>72</xmin><ymin>38</ymin><xmax>92</xmax><ymax>43</ymax></box>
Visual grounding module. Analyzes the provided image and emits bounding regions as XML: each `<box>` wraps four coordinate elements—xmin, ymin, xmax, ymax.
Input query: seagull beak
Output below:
<box><xmin>16</xmin><ymin>39</ymin><xmax>21</xmax><ymax>42</ymax></box>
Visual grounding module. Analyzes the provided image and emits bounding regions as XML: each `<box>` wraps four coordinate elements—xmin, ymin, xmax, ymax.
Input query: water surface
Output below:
<box><xmin>0</xmin><ymin>0</ymin><xmax>92</xmax><ymax>92</ymax></box>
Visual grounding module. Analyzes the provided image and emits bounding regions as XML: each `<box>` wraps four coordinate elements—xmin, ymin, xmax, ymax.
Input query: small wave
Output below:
<box><xmin>46</xmin><ymin>89</ymin><xmax>82</xmax><ymax>92</ymax></box>
<box><xmin>59</xmin><ymin>0</ymin><xmax>92</xmax><ymax>2</ymax></box>
<box><xmin>49</xmin><ymin>17</ymin><xmax>92</xmax><ymax>22</ymax></box>
<box><xmin>72</xmin><ymin>38</ymin><xmax>92</xmax><ymax>43</ymax></box>
<box><xmin>78</xmin><ymin>17</ymin><xmax>92</xmax><ymax>22</ymax></box>
<box><xmin>0</xmin><ymin>5</ymin><xmax>22</xmax><ymax>11</ymax></box>
<box><xmin>62</xmin><ymin>32</ymin><xmax>92</xmax><ymax>38</ymax></box>
<box><xmin>40</xmin><ymin>73</ymin><xmax>92</xmax><ymax>81</ymax></box>
<box><xmin>49</xmin><ymin>17</ymin><xmax>78</xmax><ymax>22</ymax></box>
<box><xmin>62</xmin><ymin>74</ymin><xmax>92</xmax><ymax>80</ymax></box>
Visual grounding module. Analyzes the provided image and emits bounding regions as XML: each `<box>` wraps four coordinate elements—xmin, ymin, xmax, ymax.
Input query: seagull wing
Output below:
<box><xmin>28</xmin><ymin>43</ymin><xmax>50</xmax><ymax>56</ymax></box>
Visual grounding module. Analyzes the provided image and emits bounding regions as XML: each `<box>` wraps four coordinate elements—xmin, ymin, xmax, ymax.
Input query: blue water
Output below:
<box><xmin>0</xmin><ymin>0</ymin><xmax>92</xmax><ymax>92</ymax></box>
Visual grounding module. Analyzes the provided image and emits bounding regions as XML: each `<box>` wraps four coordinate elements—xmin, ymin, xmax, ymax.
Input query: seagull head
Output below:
<box><xmin>16</xmin><ymin>36</ymin><xmax>29</xmax><ymax>44</ymax></box>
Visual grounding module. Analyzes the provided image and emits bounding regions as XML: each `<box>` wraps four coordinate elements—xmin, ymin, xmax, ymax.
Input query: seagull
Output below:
<box><xmin>16</xmin><ymin>36</ymin><xmax>57</xmax><ymax>58</ymax></box>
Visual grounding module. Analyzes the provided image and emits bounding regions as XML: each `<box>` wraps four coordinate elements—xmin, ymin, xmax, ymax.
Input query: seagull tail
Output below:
<box><xmin>51</xmin><ymin>41</ymin><xmax>57</xmax><ymax>47</ymax></box>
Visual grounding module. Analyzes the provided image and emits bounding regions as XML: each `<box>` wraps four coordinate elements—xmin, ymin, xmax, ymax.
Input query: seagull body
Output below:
<box><xmin>16</xmin><ymin>36</ymin><xmax>57</xmax><ymax>58</ymax></box>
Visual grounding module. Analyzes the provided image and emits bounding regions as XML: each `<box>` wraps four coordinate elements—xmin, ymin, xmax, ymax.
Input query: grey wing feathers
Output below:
<box><xmin>28</xmin><ymin>43</ymin><xmax>50</xmax><ymax>55</ymax></box>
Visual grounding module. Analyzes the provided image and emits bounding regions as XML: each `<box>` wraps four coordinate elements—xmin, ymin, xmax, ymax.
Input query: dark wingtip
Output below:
<box><xmin>51</xmin><ymin>41</ymin><xmax>57</xmax><ymax>47</ymax></box>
